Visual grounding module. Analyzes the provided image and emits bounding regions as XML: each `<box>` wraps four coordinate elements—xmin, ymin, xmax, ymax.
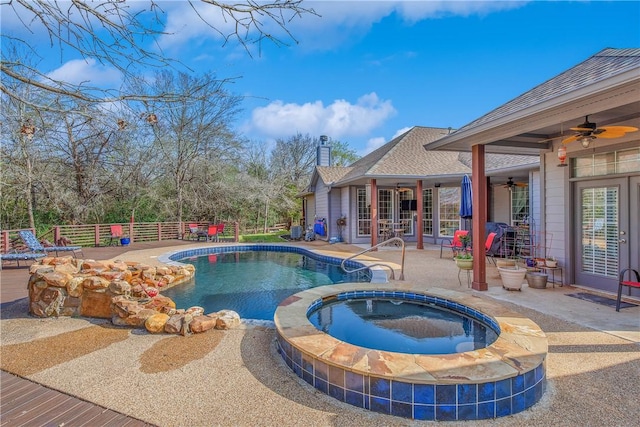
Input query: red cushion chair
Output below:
<box><xmin>617</xmin><ymin>268</ymin><xmax>640</xmax><ymax>312</ymax></box>
<box><xmin>440</xmin><ymin>230</ymin><xmax>469</xmax><ymax>258</ymax></box>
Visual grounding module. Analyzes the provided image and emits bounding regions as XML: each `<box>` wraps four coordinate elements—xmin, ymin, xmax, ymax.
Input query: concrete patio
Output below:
<box><xmin>1</xmin><ymin>240</ymin><xmax>638</xmax><ymax>426</ymax></box>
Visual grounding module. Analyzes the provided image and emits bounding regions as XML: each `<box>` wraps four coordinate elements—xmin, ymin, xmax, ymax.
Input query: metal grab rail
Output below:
<box><xmin>340</xmin><ymin>237</ymin><xmax>406</xmax><ymax>281</ymax></box>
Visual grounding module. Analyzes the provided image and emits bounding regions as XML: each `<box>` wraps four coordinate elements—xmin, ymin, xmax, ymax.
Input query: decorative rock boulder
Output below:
<box><xmin>25</xmin><ymin>257</ymin><xmax>238</xmax><ymax>335</ymax></box>
<box><xmin>215</xmin><ymin>310</ymin><xmax>240</xmax><ymax>330</ymax></box>
<box><xmin>145</xmin><ymin>313</ymin><xmax>170</xmax><ymax>333</ymax></box>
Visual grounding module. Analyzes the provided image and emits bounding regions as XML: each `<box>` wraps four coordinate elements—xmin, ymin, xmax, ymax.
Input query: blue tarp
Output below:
<box><xmin>314</xmin><ymin>220</ymin><xmax>326</xmax><ymax>236</ymax></box>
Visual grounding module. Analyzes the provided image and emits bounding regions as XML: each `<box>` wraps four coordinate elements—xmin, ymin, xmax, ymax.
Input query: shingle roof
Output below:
<box><xmin>316</xmin><ymin>166</ymin><xmax>353</xmax><ymax>184</ymax></box>
<box><xmin>330</xmin><ymin>126</ymin><xmax>538</xmax><ymax>185</ymax></box>
<box><xmin>453</xmin><ymin>48</ymin><xmax>640</xmax><ymax>134</ymax></box>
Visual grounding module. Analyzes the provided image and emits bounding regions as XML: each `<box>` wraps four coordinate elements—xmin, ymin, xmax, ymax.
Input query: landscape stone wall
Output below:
<box><xmin>27</xmin><ymin>256</ymin><xmax>240</xmax><ymax>334</ymax></box>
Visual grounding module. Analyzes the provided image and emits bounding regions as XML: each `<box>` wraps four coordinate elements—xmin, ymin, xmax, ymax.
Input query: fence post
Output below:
<box><xmin>2</xmin><ymin>230</ymin><xmax>8</xmax><ymax>253</ymax></box>
<box><xmin>157</xmin><ymin>222</ymin><xmax>162</xmax><ymax>241</ymax></box>
<box><xmin>94</xmin><ymin>225</ymin><xmax>101</xmax><ymax>246</ymax></box>
<box><xmin>53</xmin><ymin>226</ymin><xmax>61</xmax><ymax>245</ymax></box>
<box><xmin>234</xmin><ymin>222</ymin><xmax>239</xmax><ymax>242</ymax></box>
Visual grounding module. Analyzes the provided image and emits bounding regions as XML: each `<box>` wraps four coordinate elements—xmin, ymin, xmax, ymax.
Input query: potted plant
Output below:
<box><xmin>526</xmin><ymin>270</ymin><xmax>548</xmax><ymax>289</ymax></box>
<box><xmin>497</xmin><ymin>263</ymin><xmax>527</xmax><ymax>291</ymax></box>
<box><xmin>458</xmin><ymin>233</ymin><xmax>471</xmax><ymax>253</ymax></box>
<box><xmin>455</xmin><ymin>253</ymin><xmax>473</xmax><ymax>270</ymax></box>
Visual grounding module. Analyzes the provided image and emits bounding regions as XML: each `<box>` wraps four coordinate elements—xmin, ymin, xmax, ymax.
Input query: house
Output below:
<box><xmin>301</xmin><ymin>127</ymin><xmax>540</xmax><ymax>248</ymax></box>
<box><xmin>425</xmin><ymin>47</ymin><xmax>640</xmax><ymax>294</ymax></box>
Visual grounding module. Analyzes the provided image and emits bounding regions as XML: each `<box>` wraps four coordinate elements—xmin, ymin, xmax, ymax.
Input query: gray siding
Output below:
<box><xmin>543</xmin><ymin>146</ymin><xmax>567</xmax><ymax>268</ymax></box>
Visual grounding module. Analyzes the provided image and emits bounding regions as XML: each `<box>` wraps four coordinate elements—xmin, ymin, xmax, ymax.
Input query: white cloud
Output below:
<box><xmin>248</xmin><ymin>92</ymin><xmax>396</xmax><ymax>141</ymax></box>
<box><xmin>156</xmin><ymin>1</ymin><xmax>529</xmax><ymax>54</ymax></box>
<box><xmin>46</xmin><ymin>58</ymin><xmax>121</xmax><ymax>87</ymax></box>
<box><xmin>362</xmin><ymin>137</ymin><xmax>387</xmax><ymax>156</ymax></box>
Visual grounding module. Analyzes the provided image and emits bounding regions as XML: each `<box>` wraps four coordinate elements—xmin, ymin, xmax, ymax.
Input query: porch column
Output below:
<box><xmin>416</xmin><ymin>180</ymin><xmax>424</xmax><ymax>249</ymax></box>
<box><xmin>370</xmin><ymin>179</ymin><xmax>378</xmax><ymax>247</ymax></box>
<box><xmin>472</xmin><ymin>144</ymin><xmax>488</xmax><ymax>291</ymax></box>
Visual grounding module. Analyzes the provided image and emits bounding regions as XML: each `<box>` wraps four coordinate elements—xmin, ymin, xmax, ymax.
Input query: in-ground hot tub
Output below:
<box><xmin>274</xmin><ymin>283</ymin><xmax>547</xmax><ymax>421</ymax></box>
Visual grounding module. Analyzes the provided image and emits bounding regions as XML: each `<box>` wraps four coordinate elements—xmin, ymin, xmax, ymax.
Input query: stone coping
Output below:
<box><xmin>274</xmin><ymin>283</ymin><xmax>548</xmax><ymax>384</ymax></box>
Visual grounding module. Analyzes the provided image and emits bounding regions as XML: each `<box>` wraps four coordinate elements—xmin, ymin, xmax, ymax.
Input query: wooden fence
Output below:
<box><xmin>1</xmin><ymin>221</ymin><xmax>239</xmax><ymax>254</ymax></box>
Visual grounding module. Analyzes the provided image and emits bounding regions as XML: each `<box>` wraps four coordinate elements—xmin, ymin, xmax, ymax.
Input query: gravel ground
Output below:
<box><xmin>1</xmin><ymin>242</ymin><xmax>639</xmax><ymax>426</ymax></box>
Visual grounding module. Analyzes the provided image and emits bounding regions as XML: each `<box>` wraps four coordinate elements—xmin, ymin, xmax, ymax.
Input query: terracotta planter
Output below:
<box><xmin>498</xmin><ymin>266</ymin><xmax>526</xmax><ymax>291</ymax></box>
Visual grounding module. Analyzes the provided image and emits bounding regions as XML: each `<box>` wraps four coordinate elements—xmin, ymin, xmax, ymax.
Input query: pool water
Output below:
<box><xmin>162</xmin><ymin>251</ymin><xmax>370</xmax><ymax>321</ymax></box>
<box><xmin>308</xmin><ymin>298</ymin><xmax>499</xmax><ymax>354</ymax></box>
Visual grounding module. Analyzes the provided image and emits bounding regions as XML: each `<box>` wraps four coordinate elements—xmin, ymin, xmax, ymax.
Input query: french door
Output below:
<box><xmin>574</xmin><ymin>176</ymin><xmax>639</xmax><ymax>292</ymax></box>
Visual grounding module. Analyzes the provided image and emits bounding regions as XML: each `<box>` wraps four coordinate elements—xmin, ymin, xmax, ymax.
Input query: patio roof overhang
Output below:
<box><xmin>425</xmin><ymin>69</ymin><xmax>640</xmax><ymax>154</ymax></box>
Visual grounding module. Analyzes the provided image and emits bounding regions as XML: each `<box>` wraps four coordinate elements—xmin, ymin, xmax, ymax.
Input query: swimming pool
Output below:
<box><xmin>308</xmin><ymin>297</ymin><xmax>499</xmax><ymax>354</ymax></box>
<box><xmin>159</xmin><ymin>245</ymin><xmax>371</xmax><ymax>321</ymax></box>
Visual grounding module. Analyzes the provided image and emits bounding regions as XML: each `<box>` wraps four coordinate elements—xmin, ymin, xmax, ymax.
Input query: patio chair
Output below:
<box><xmin>440</xmin><ymin>230</ymin><xmax>469</xmax><ymax>258</ymax></box>
<box><xmin>204</xmin><ymin>224</ymin><xmax>219</xmax><ymax>242</ymax></box>
<box><xmin>185</xmin><ymin>223</ymin><xmax>200</xmax><ymax>240</ymax></box>
<box><xmin>18</xmin><ymin>230</ymin><xmax>84</xmax><ymax>258</ymax></box>
<box><xmin>1</xmin><ymin>251</ymin><xmax>46</xmax><ymax>267</ymax></box>
<box><xmin>617</xmin><ymin>268</ymin><xmax>640</xmax><ymax>312</ymax></box>
<box><xmin>108</xmin><ymin>225</ymin><xmax>125</xmax><ymax>246</ymax></box>
<box><xmin>485</xmin><ymin>232</ymin><xmax>498</xmax><ymax>265</ymax></box>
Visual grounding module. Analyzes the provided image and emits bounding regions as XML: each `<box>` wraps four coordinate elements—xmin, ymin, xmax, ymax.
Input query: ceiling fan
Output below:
<box><xmin>395</xmin><ymin>184</ymin><xmax>412</xmax><ymax>193</ymax></box>
<box><xmin>562</xmin><ymin>116</ymin><xmax>638</xmax><ymax>147</ymax></box>
<box><xmin>503</xmin><ymin>177</ymin><xmax>526</xmax><ymax>190</ymax></box>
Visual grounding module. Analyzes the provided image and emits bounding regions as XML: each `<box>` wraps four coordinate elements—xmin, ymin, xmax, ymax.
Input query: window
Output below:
<box><xmin>438</xmin><ymin>187</ymin><xmax>460</xmax><ymax>237</ymax></box>
<box><xmin>398</xmin><ymin>189</ymin><xmax>414</xmax><ymax>235</ymax></box>
<box><xmin>422</xmin><ymin>189</ymin><xmax>433</xmax><ymax>235</ymax></box>
<box><xmin>378</xmin><ymin>189</ymin><xmax>393</xmax><ymax>223</ymax></box>
<box><xmin>511</xmin><ymin>186</ymin><xmax>529</xmax><ymax>227</ymax></box>
<box><xmin>356</xmin><ymin>188</ymin><xmax>370</xmax><ymax>236</ymax></box>
<box><xmin>581</xmin><ymin>187</ymin><xmax>618</xmax><ymax>278</ymax></box>
<box><xmin>573</xmin><ymin>147</ymin><xmax>640</xmax><ymax>177</ymax></box>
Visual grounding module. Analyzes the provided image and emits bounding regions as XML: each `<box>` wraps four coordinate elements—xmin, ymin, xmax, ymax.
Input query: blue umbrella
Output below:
<box><xmin>460</xmin><ymin>175</ymin><xmax>473</xmax><ymax>219</ymax></box>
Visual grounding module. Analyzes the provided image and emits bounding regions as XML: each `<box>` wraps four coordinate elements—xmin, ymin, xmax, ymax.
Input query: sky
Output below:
<box><xmin>3</xmin><ymin>1</ymin><xmax>640</xmax><ymax>156</ymax></box>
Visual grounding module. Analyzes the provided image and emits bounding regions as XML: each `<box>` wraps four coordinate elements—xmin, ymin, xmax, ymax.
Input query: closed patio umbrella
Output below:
<box><xmin>460</xmin><ymin>175</ymin><xmax>473</xmax><ymax>230</ymax></box>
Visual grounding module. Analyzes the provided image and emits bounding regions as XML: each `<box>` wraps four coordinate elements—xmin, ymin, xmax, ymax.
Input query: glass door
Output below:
<box><xmin>574</xmin><ymin>178</ymin><xmax>631</xmax><ymax>292</ymax></box>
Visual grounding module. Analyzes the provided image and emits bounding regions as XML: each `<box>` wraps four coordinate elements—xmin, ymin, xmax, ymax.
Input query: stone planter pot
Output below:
<box><xmin>545</xmin><ymin>260</ymin><xmax>557</xmax><ymax>268</ymax></box>
<box><xmin>498</xmin><ymin>266</ymin><xmax>526</xmax><ymax>291</ymax></box>
<box><xmin>496</xmin><ymin>259</ymin><xmax>516</xmax><ymax>268</ymax></box>
<box><xmin>526</xmin><ymin>272</ymin><xmax>548</xmax><ymax>289</ymax></box>
<box><xmin>455</xmin><ymin>258</ymin><xmax>474</xmax><ymax>270</ymax></box>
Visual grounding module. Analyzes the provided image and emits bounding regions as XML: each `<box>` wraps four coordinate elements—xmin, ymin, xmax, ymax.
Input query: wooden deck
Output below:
<box><xmin>0</xmin><ymin>240</ymin><xmax>199</xmax><ymax>427</ymax></box>
<box><xmin>0</xmin><ymin>371</ymin><xmax>154</xmax><ymax>427</ymax></box>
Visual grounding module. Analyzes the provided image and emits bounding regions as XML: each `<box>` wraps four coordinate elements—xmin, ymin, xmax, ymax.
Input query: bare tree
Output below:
<box><xmin>269</xmin><ymin>133</ymin><xmax>317</xmax><ymax>188</ymax></box>
<box><xmin>1</xmin><ymin>1</ymin><xmax>317</xmax><ymax>110</ymax></box>
<box><xmin>137</xmin><ymin>70</ymin><xmax>244</xmax><ymax>225</ymax></box>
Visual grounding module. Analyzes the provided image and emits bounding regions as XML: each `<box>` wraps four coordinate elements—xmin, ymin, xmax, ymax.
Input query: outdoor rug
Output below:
<box><xmin>566</xmin><ymin>292</ymin><xmax>638</xmax><ymax>309</ymax></box>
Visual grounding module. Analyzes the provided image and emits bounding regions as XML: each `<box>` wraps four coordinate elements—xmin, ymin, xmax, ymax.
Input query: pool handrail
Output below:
<box><xmin>340</xmin><ymin>237</ymin><xmax>405</xmax><ymax>280</ymax></box>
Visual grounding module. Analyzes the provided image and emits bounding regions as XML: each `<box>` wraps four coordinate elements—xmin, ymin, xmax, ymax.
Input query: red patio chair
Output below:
<box><xmin>109</xmin><ymin>225</ymin><xmax>123</xmax><ymax>246</ymax></box>
<box><xmin>440</xmin><ymin>230</ymin><xmax>469</xmax><ymax>258</ymax></box>
<box><xmin>485</xmin><ymin>232</ymin><xmax>498</xmax><ymax>265</ymax></box>
<box><xmin>205</xmin><ymin>224</ymin><xmax>219</xmax><ymax>242</ymax></box>
<box><xmin>617</xmin><ymin>268</ymin><xmax>640</xmax><ymax>312</ymax></box>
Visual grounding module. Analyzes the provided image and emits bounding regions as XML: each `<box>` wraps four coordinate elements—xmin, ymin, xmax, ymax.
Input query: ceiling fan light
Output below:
<box><xmin>579</xmin><ymin>136</ymin><xmax>593</xmax><ymax>148</ymax></box>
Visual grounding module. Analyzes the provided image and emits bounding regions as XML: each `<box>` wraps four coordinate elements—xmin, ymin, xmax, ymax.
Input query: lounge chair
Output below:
<box><xmin>18</xmin><ymin>230</ymin><xmax>84</xmax><ymax>258</ymax></box>
<box><xmin>1</xmin><ymin>252</ymin><xmax>46</xmax><ymax>267</ymax></box>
